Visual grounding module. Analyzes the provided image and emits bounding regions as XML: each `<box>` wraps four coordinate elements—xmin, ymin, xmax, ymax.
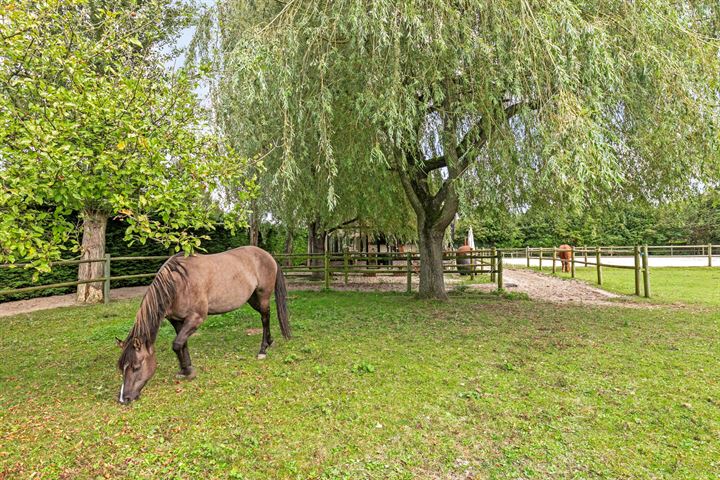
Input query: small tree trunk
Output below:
<box><xmin>308</xmin><ymin>220</ymin><xmax>326</xmax><ymax>280</ymax></box>
<box><xmin>417</xmin><ymin>223</ymin><xmax>448</xmax><ymax>300</ymax></box>
<box><xmin>284</xmin><ymin>229</ymin><xmax>293</xmax><ymax>267</ymax></box>
<box><xmin>249</xmin><ymin>208</ymin><xmax>260</xmax><ymax>246</ymax></box>
<box><xmin>77</xmin><ymin>210</ymin><xmax>108</xmax><ymax>304</ymax></box>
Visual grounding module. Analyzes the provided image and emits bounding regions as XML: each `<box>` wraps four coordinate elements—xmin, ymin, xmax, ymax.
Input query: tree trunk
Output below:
<box><xmin>77</xmin><ymin>210</ymin><xmax>107</xmax><ymax>304</ymax></box>
<box><xmin>417</xmin><ymin>222</ymin><xmax>448</xmax><ymax>300</ymax></box>
<box><xmin>308</xmin><ymin>220</ymin><xmax>326</xmax><ymax>280</ymax></box>
<box><xmin>284</xmin><ymin>229</ymin><xmax>293</xmax><ymax>267</ymax></box>
<box><xmin>249</xmin><ymin>208</ymin><xmax>260</xmax><ymax>246</ymax></box>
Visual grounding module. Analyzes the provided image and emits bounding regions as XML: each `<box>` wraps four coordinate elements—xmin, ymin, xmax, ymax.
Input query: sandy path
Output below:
<box><xmin>0</xmin><ymin>287</ymin><xmax>149</xmax><ymax>318</ymax></box>
<box><xmin>468</xmin><ymin>268</ymin><xmax>648</xmax><ymax>307</ymax></box>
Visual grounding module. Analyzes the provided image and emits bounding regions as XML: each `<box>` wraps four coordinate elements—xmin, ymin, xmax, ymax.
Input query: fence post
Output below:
<box><xmin>497</xmin><ymin>249</ymin><xmax>503</xmax><ymax>290</ymax></box>
<box><xmin>526</xmin><ymin>246</ymin><xmax>530</xmax><ymax>268</ymax></box>
<box><xmin>634</xmin><ymin>245</ymin><xmax>641</xmax><ymax>296</ymax></box>
<box><xmin>708</xmin><ymin>244</ymin><xmax>713</xmax><ymax>267</ymax></box>
<box><xmin>571</xmin><ymin>246</ymin><xmax>576</xmax><ymax>278</ymax></box>
<box><xmin>642</xmin><ymin>244</ymin><xmax>651</xmax><ymax>298</ymax></box>
<box><xmin>103</xmin><ymin>254</ymin><xmax>111</xmax><ymax>305</ymax></box>
<box><xmin>596</xmin><ymin>247</ymin><xmax>602</xmax><ymax>285</ymax></box>
<box><xmin>470</xmin><ymin>249</ymin><xmax>475</xmax><ymax>280</ymax></box>
<box><xmin>584</xmin><ymin>246</ymin><xmax>588</xmax><ymax>266</ymax></box>
<box><xmin>343</xmin><ymin>249</ymin><xmax>349</xmax><ymax>285</ymax></box>
<box><xmin>490</xmin><ymin>246</ymin><xmax>497</xmax><ymax>282</ymax></box>
<box><xmin>406</xmin><ymin>252</ymin><xmax>412</xmax><ymax>293</ymax></box>
<box><xmin>552</xmin><ymin>248</ymin><xmax>557</xmax><ymax>274</ymax></box>
<box><xmin>324</xmin><ymin>250</ymin><xmax>330</xmax><ymax>290</ymax></box>
<box><xmin>538</xmin><ymin>248</ymin><xmax>543</xmax><ymax>271</ymax></box>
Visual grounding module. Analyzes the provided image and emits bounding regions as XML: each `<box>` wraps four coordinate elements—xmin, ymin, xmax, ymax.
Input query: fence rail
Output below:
<box><xmin>0</xmin><ymin>249</ymin><xmax>505</xmax><ymax>302</ymax></box>
<box><xmin>522</xmin><ymin>245</ymin><xmax>660</xmax><ymax>297</ymax></box>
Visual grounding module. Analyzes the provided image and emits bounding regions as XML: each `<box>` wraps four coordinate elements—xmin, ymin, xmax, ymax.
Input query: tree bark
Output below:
<box><xmin>77</xmin><ymin>210</ymin><xmax>107</xmax><ymax>304</ymax></box>
<box><xmin>417</xmin><ymin>222</ymin><xmax>448</xmax><ymax>299</ymax></box>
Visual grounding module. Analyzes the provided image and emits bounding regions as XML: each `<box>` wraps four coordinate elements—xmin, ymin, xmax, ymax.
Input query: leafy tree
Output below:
<box><xmin>192</xmin><ymin>1</ymin><xmax>416</xmax><ymax>263</ymax></box>
<box><xmin>196</xmin><ymin>1</ymin><xmax>719</xmax><ymax>299</ymax></box>
<box><xmin>0</xmin><ymin>0</ymin><xmax>254</xmax><ymax>302</ymax></box>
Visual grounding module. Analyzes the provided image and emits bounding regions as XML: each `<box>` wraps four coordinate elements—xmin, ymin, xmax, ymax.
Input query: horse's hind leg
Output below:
<box><xmin>248</xmin><ymin>291</ymin><xmax>272</xmax><ymax>360</ymax></box>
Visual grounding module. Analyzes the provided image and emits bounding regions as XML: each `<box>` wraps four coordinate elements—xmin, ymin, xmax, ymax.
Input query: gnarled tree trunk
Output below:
<box><xmin>77</xmin><ymin>210</ymin><xmax>107</xmax><ymax>304</ymax></box>
<box><xmin>417</xmin><ymin>222</ymin><xmax>448</xmax><ymax>300</ymax></box>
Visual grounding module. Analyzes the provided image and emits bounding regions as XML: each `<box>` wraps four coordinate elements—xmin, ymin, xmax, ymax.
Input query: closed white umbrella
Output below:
<box><xmin>468</xmin><ymin>227</ymin><xmax>475</xmax><ymax>250</ymax></box>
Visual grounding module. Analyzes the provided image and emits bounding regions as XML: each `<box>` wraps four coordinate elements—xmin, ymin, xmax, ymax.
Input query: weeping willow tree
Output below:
<box><xmin>197</xmin><ymin>1</ymin><xmax>720</xmax><ymax>299</ymax></box>
<box><xmin>193</xmin><ymin>1</ymin><xmax>416</xmax><ymax>262</ymax></box>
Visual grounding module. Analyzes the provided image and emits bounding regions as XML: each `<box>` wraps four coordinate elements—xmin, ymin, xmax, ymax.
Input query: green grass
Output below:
<box><xmin>533</xmin><ymin>266</ymin><xmax>720</xmax><ymax>307</ymax></box>
<box><xmin>2</xmin><ymin>291</ymin><xmax>720</xmax><ymax>478</ymax></box>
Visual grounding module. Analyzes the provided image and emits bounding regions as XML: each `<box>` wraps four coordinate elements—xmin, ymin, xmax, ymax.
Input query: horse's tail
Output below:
<box><xmin>274</xmin><ymin>261</ymin><xmax>291</xmax><ymax>339</ymax></box>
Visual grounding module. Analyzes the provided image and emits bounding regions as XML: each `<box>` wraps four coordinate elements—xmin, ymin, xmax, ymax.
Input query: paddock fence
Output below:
<box><xmin>513</xmin><ymin>244</ymin><xmax>719</xmax><ymax>298</ymax></box>
<box><xmin>0</xmin><ymin>249</ymin><xmax>506</xmax><ymax>304</ymax></box>
<box><xmin>2</xmin><ymin>244</ymin><xmax>717</xmax><ymax>303</ymax></box>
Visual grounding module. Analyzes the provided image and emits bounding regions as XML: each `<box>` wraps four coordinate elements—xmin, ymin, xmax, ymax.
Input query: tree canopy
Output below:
<box><xmin>0</xmin><ymin>0</ymin><xmax>255</xmax><ymax>274</ymax></box>
<box><xmin>200</xmin><ymin>0</ymin><xmax>720</xmax><ymax>298</ymax></box>
<box><xmin>193</xmin><ymin>0</ymin><xmax>417</xmax><ymax>247</ymax></box>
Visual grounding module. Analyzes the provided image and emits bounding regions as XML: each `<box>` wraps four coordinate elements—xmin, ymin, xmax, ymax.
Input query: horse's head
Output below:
<box><xmin>116</xmin><ymin>336</ymin><xmax>157</xmax><ymax>404</ymax></box>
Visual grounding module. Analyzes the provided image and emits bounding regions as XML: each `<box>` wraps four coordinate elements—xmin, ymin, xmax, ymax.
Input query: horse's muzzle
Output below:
<box><xmin>118</xmin><ymin>393</ymin><xmax>138</xmax><ymax>404</ymax></box>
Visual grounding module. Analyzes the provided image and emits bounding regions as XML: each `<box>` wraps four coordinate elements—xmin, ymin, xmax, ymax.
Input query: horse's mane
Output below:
<box><xmin>118</xmin><ymin>255</ymin><xmax>188</xmax><ymax>369</ymax></box>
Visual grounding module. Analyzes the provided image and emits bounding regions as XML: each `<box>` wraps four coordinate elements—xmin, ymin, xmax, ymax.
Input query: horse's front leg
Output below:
<box><xmin>169</xmin><ymin>320</ymin><xmax>191</xmax><ymax>376</ymax></box>
<box><xmin>170</xmin><ymin>314</ymin><xmax>203</xmax><ymax>380</ymax></box>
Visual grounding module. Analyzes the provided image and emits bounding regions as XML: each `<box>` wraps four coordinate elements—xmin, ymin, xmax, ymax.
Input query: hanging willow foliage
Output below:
<box><xmin>195</xmin><ymin>0</ymin><xmax>720</xmax><ymax>298</ymax></box>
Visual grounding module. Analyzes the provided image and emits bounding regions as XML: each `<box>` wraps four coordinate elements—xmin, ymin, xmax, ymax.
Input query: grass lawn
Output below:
<box><xmin>1</xmin><ymin>290</ymin><xmax>720</xmax><ymax>478</ymax></box>
<box><xmin>534</xmin><ymin>266</ymin><xmax>720</xmax><ymax>307</ymax></box>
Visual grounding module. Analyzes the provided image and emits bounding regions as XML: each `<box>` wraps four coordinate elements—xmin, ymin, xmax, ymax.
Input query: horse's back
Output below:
<box><xmin>558</xmin><ymin>244</ymin><xmax>572</xmax><ymax>259</ymax></box>
<box><xmin>173</xmin><ymin>246</ymin><xmax>277</xmax><ymax>316</ymax></box>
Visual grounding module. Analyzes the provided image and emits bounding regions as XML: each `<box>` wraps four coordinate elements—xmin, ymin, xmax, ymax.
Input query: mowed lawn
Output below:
<box><xmin>1</xmin><ymin>289</ymin><xmax>720</xmax><ymax>479</ymax></box>
<box><xmin>538</xmin><ymin>266</ymin><xmax>720</xmax><ymax>307</ymax></box>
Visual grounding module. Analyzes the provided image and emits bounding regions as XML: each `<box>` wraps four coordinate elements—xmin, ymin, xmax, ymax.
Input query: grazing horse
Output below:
<box><xmin>558</xmin><ymin>244</ymin><xmax>572</xmax><ymax>273</ymax></box>
<box><xmin>116</xmin><ymin>246</ymin><xmax>290</xmax><ymax>404</ymax></box>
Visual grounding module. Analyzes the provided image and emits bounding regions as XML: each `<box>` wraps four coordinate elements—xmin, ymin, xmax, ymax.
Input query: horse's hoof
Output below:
<box><xmin>257</xmin><ymin>353</ymin><xmax>267</xmax><ymax>360</ymax></box>
<box><xmin>176</xmin><ymin>367</ymin><xmax>197</xmax><ymax>380</ymax></box>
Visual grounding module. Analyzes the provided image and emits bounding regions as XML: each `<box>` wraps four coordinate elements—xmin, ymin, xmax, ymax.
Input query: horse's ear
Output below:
<box><xmin>132</xmin><ymin>337</ymin><xmax>142</xmax><ymax>351</ymax></box>
<box><xmin>115</xmin><ymin>337</ymin><xmax>125</xmax><ymax>349</ymax></box>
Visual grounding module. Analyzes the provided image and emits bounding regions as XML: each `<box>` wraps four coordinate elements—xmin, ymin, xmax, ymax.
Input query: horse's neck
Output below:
<box><xmin>132</xmin><ymin>308</ymin><xmax>161</xmax><ymax>345</ymax></box>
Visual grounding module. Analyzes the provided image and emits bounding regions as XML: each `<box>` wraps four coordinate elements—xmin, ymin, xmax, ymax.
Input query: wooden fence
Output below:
<box><xmin>523</xmin><ymin>246</ymin><xmax>655</xmax><ymax>297</ymax></box>
<box><xmin>0</xmin><ymin>250</ymin><xmax>505</xmax><ymax>303</ymax></box>
<box><xmin>3</xmin><ymin>243</ymin><xmax>717</xmax><ymax>303</ymax></box>
<box><xmin>502</xmin><ymin>244</ymin><xmax>718</xmax><ymax>265</ymax></box>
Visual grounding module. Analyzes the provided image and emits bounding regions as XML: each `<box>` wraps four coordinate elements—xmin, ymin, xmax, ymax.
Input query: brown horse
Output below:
<box><xmin>558</xmin><ymin>244</ymin><xmax>572</xmax><ymax>273</ymax></box>
<box><xmin>116</xmin><ymin>246</ymin><xmax>290</xmax><ymax>404</ymax></box>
